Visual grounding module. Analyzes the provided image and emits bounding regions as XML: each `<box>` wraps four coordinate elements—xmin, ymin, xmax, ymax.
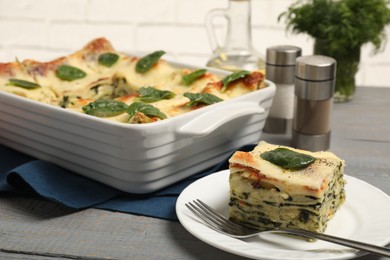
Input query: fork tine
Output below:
<box><xmin>188</xmin><ymin>199</ymin><xmax>250</xmax><ymax>235</ymax></box>
<box><xmin>185</xmin><ymin>202</ymin><xmax>226</xmax><ymax>233</ymax></box>
<box><xmin>191</xmin><ymin>201</ymin><xmax>237</xmax><ymax>234</ymax></box>
<box><xmin>194</xmin><ymin>199</ymin><xmax>246</xmax><ymax>232</ymax></box>
<box><xmin>187</xmin><ymin>201</ymin><xmax>239</xmax><ymax>235</ymax></box>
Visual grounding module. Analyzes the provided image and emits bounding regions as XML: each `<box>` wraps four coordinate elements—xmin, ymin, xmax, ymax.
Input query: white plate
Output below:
<box><xmin>176</xmin><ymin>170</ymin><xmax>390</xmax><ymax>260</ymax></box>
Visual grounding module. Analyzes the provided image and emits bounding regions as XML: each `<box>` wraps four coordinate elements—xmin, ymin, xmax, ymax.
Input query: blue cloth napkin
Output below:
<box><xmin>0</xmin><ymin>144</ymin><xmax>255</xmax><ymax>220</ymax></box>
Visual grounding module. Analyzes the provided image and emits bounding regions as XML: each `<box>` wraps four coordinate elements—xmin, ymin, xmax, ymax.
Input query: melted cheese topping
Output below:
<box><xmin>0</xmin><ymin>38</ymin><xmax>266</xmax><ymax>124</ymax></box>
<box><xmin>229</xmin><ymin>141</ymin><xmax>345</xmax><ymax>197</ymax></box>
<box><xmin>0</xmin><ymin>62</ymin><xmax>58</xmax><ymax>104</ymax></box>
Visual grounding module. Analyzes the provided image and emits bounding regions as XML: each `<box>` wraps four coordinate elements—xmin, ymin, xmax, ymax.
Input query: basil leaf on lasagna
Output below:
<box><xmin>182</xmin><ymin>69</ymin><xmax>207</xmax><ymax>86</ymax></box>
<box><xmin>56</xmin><ymin>65</ymin><xmax>87</xmax><ymax>81</ymax></box>
<box><xmin>184</xmin><ymin>92</ymin><xmax>223</xmax><ymax>107</ymax></box>
<box><xmin>7</xmin><ymin>78</ymin><xmax>41</xmax><ymax>89</ymax></box>
<box><xmin>137</xmin><ymin>86</ymin><xmax>175</xmax><ymax>102</ymax></box>
<box><xmin>260</xmin><ymin>147</ymin><xmax>316</xmax><ymax>170</ymax></box>
<box><xmin>136</xmin><ymin>50</ymin><xmax>166</xmax><ymax>73</ymax></box>
<box><xmin>127</xmin><ymin>102</ymin><xmax>167</xmax><ymax>119</ymax></box>
<box><xmin>82</xmin><ymin>99</ymin><xmax>128</xmax><ymax>117</ymax></box>
<box><xmin>98</xmin><ymin>52</ymin><xmax>119</xmax><ymax>67</ymax></box>
<box><xmin>221</xmin><ymin>70</ymin><xmax>251</xmax><ymax>92</ymax></box>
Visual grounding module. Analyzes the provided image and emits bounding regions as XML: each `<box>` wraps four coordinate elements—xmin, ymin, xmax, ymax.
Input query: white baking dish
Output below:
<box><xmin>0</xmin><ymin>63</ymin><xmax>275</xmax><ymax>193</ymax></box>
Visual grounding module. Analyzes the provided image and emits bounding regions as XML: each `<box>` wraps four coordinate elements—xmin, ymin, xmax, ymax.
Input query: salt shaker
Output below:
<box><xmin>292</xmin><ymin>55</ymin><xmax>336</xmax><ymax>151</ymax></box>
<box><xmin>264</xmin><ymin>45</ymin><xmax>302</xmax><ymax>134</ymax></box>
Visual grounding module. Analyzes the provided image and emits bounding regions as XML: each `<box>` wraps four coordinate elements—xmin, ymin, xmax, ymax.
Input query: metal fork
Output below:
<box><xmin>185</xmin><ymin>199</ymin><xmax>390</xmax><ymax>258</ymax></box>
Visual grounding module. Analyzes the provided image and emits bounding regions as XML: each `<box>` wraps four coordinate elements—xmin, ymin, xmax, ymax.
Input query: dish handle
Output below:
<box><xmin>178</xmin><ymin>102</ymin><xmax>265</xmax><ymax>137</ymax></box>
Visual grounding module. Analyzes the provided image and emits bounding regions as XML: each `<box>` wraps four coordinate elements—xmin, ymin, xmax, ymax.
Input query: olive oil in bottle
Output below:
<box><xmin>205</xmin><ymin>0</ymin><xmax>265</xmax><ymax>72</ymax></box>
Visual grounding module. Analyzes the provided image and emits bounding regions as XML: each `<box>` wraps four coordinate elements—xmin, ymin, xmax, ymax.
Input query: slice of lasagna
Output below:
<box><xmin>228</xmin><ymin>141</ymin><xmax>345</xmax><ymax>233</ymax></box>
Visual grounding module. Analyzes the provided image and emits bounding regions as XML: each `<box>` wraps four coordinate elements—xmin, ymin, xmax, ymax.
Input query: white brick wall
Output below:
<box><xmin>0</xmin><ymin>0</ymin><xmax>389</xmax><ymax>87</ymax></box>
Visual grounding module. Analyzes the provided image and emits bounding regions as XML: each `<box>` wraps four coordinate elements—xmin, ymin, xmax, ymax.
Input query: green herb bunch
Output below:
<box><xmin>279</xmin><ymin>0</ymin><xmax>390</xmax><ymax>54</ymax></box>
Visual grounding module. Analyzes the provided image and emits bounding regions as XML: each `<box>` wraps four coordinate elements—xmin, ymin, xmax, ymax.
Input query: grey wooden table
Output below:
<box><xmin>0</xmin><ymin>87</ymin><xmax>389</xmax><ymax>260</ymax></box>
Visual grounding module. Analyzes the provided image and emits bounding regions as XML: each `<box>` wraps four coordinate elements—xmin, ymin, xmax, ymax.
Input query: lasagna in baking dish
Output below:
<box><xmin>228</xmin><ymin>141</ymin><xmax>345</xmax><ymax>233</ymax></box>
<box><xmin>0</xmin><ymin>38</ymin><xmax>266</xmax><ymax>124</ymax></box>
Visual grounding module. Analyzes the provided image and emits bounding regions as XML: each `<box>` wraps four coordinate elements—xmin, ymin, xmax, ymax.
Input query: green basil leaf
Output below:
<box><xmin>221</xmin><ymin>70</ymin><xmax>251</xmax><ymax>92</ymax></box>
<box><xmin>183</xmin><ymin>92</ymin><xmax>223</xmax><ymax>107</ymax></box>
<box><xmin>98</xmin><ymin>52</ymin><xmax>119</xmax><ymax>67</ymax></box>
<box><xmin>182</xmin><ymin>69</ymin><xmax>207</xmax><ymax>86</ymax></box>
<box><xmin>82</xmin><ymin>99</ymin><xmax>128</xmax><ymax>117</ymax></box>
<box><xmin>127</xmin><ymin>102</ymin><xmax>167</xmax><ymax>119</ymax></box>
<box><xmin>137</xmin><ymin>86</ymin><xmax>175</xmax><ymax>103</ymax></box>
<box><xmin>7</xmin><ymin>78</ymin><xmax>41</xmax><ymax>89</ymax></box>
<box><xmin>260</xmin><ymin>148</ymin><xmax>316</xmax><ymax>170</ymax></box>
<box><xmin>136</xmin><ymin>50</ymin><xmax>166</xmax><ymax>73</ymax></box>
<box><xmin>56</xmin><ymin>65</ymin><xmax>87</xmax><ymax>81</ymax></box>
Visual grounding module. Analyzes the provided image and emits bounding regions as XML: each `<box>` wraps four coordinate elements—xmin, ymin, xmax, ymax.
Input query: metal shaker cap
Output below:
<box><xmin>266</xmin><ymin>45</ymin><xmax>302</xmax><ymax>66</ymax></box>
<box><xmin>295</xmin><ymin>55</ymin><xmax>337</xmax><ymax>100</ymax></box>
<box><xmin>295</xmin><ymin>55</ymin><xmax>336</xmax><ymax>81</ymax></box>
<box><xmin>266</xmin><ymin>45</ymin><xmax>302</xmax><ymax>84</ymax></box>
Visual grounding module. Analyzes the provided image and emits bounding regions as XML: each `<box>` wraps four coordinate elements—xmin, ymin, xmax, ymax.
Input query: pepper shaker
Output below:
<box><xmin>264</xmin><ymin>45</ymin><xmax>302</xmax><ymax>134</ymax></box>
<box><xmin>292</xmin><ymin>55</ymin><xmax>336</xmax><ymax>151</ymax></box>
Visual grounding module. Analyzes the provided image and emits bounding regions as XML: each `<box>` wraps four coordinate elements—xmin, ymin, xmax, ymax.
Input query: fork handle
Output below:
<box><xmin>278</xmin><ymin>228</ymin><xmax>390</xmax><ymax>258</ymax></box>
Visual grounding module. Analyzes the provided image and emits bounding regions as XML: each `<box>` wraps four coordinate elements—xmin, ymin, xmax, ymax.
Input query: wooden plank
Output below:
<box><xmin>0</xmin><ymin>197</ymin><xmax>244</xmax><ymax>259</ymax></box>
